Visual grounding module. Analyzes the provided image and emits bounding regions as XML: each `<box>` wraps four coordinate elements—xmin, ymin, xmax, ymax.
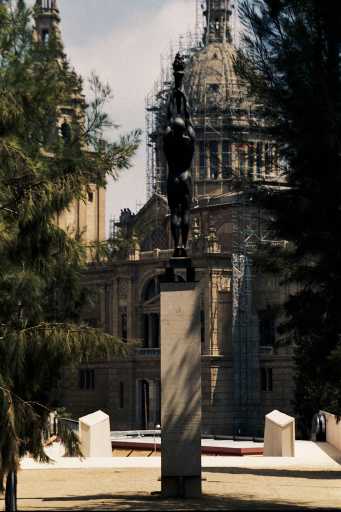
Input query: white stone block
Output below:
<box><xmin>322</xmin><ymin>411</ymin><xmax>341</xmax><ymax>451</ymax></box>
<box><xmin>44</xmin><ymin>441</ymin><xmax>65</xmax><ymax>460</ymax></box>
<box><xmin>79</xmin><ymin>410</ymin><xmax>112</xmax><ymax>458</ymax></box>
<box><xmin>264</xmin><ymin>409</ymin><xmax>295</xmax><ymax>457</ymax></box>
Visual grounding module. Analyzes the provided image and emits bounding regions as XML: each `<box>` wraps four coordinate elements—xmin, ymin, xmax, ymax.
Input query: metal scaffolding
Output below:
<box><xmin>231</xmin><ymin>187</ymin><xmax>262</xmax><ymax>436</ymax></box>
<box><xmin>144</xmin><ymin>1</ymin><xmax>267</xmax><ymax>201</ymax></box>
<box><xmin>145</xmin><ymin>26</ymin><xmax>203</xmax><ymax>199</ymax></box>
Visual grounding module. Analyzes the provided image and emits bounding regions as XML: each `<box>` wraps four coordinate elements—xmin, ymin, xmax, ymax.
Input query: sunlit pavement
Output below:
<box><xmin>6</xmin><ymin>442</ymin><xmax>341</xmax><ymax>510</ymax></box>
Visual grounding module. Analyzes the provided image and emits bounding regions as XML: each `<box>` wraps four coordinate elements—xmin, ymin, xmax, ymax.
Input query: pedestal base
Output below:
<box><xmin>161</xmin><ymin>476</ymin><xmax>202</xmax><ymax>498</ymax></box>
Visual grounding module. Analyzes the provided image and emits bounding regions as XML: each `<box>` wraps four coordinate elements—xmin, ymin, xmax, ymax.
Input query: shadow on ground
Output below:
<box><xmin>7</xmin><ymin>463</ymin><xmax>341</xmax><ymax>511</ymax></box>
<box><xmin>9</xmin><ymin>492</ymin><xmax>340</xmax><ymax>511</ymax></box>
<box><xmin>204</xmin><ymin>466</ymin><xmax>341</xmax><ymax>479</ymax></box>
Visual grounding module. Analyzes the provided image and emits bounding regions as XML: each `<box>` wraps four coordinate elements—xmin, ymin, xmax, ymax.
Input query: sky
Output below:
<box><xmin>53</xmin><ymin>0</ymin><xmax>198</xmax><ymax>234</ymax></box>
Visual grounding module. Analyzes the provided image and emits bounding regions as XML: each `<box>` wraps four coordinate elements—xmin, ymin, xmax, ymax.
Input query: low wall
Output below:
<box><xmin>321</xmin><ymin>411</ymin><xmax>341</xmax><ymax>451</ymax></box>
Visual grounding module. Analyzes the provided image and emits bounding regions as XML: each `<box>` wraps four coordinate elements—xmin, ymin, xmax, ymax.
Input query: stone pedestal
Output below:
<box><xmin>160</xmin><ymin>281</ymin><xmax>202</xmax><ymax>498</ymax></box>
<box><xmin>264</xmin><ymin>410</ymin><xmax>295</xmax><ymax>457</ymax></box>
<box><xmin>79</xmin><ymin>410</ymin><xmax>112</xmax><ymax>458</ymax></box>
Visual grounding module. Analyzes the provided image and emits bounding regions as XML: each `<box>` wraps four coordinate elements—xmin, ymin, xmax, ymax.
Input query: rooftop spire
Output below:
<box><xmin>34</xmin><ymin>0</ymin><xmax>61</xmax><ymax>44</ymax></box>
<box><xmin>203</xmin><ymin>0</ymin><xmax>232</xmax><ymax>45</ymax></box>
<box><xmin>36</xmin><ymin>0</ymin><xmax>59</xmax><ymax>11</ymax></box>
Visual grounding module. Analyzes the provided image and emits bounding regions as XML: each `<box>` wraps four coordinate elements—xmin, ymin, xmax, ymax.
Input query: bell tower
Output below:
<box><xmin>203</xmin><ymin>0</ymin><xmax>232</xmax><ymax>44</ymax></box>
<box><xmin>33</xmin><ymin>0</ymin><xmax>106</xmax><ymax>251</ymax></box>
<box><xmin>34</xmin><ymin>0</ymin><xmax>61</xmax><ymax>44</ymax></box>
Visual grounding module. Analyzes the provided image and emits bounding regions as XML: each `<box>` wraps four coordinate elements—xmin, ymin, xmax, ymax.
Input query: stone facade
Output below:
<box><xmin>55</xmin><ymin>186</ymin><xmax>106</xmax><ymax>247</ymax></box>
<box><xmin>61</xmin><ymin>192</ymin><xmax>295</xmax><ymax>436</ymax></box>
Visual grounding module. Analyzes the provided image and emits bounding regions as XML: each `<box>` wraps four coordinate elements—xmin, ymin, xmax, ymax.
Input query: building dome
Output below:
<box><xmin>185</xmin><ymin>42</ymin><xmax>241</xmax><ymax>114</ymax></box>
<box><xmin>145</xmin><ymin>0</ymin><xmax>282</xmax><ymax>200</ymax></box>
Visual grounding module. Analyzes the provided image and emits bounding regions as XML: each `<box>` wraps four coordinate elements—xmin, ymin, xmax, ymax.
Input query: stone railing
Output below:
<box><xmin>140</xmin><ymin>249</ymin><xmax>173</xmax><ymax>260</ymax></box>
<box><xmin>111</xmin><ymin>429</ymin><xmax>161</xmax><ymax>438</ymax></box>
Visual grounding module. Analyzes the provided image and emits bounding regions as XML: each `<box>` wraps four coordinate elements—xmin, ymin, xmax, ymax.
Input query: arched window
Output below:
<box><xmin>60</xmin><ymin>120</ymin><xmax>72</xmax><ymax>145</ymax></box>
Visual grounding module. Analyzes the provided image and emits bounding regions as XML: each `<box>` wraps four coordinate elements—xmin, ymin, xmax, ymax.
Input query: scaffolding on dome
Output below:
<box><xmin>145</xmin><ymin>26</ymin><xmax>204</xmax><ymax>199</ymax></box>
<box><xmin>145</xmin><ymin>0</ymin><xmax>257</xmax><ymax>201</ymax></box>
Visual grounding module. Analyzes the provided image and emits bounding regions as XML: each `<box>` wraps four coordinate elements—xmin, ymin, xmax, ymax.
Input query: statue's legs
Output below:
<box><xmin>180</xmin><ymin>176</ymin><xmax>192</xmax><ymax>256</ymax></box>
<box><xmin>168</xmin><ymin>175</ymin><xmax>192</xmax><ymax>257</ymax></box>
<box><xmin>170</xmin><ymin>207</ymin><xmax>182</xmax><ymax>254</ymax></box>
<box><xmin>181</xmin><ymin>208</ymin><xmax>190</xmax><ymax>251</ymax></box>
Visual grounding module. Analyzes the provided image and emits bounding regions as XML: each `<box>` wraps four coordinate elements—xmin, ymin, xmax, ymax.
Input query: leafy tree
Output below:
<box><xmin>0</xmin><ymin>1</ymin><xmax>140</xmax><ymax>508</ymax></box>
<box><xmin>236</xmin><ymin>0</ymin><xmax>341</xmax><ymax>436</ymax></box>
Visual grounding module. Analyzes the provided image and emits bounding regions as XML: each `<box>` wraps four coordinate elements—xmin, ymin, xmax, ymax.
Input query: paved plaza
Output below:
<box><xmin>2</xmin><ymin>442</ymin><xmax>340</xmax><ymax>510</ymax></box>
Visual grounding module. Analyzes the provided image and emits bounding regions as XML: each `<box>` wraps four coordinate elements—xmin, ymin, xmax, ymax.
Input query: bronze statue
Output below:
<box><xmin>163</xmin><ymin>53</ymin><xmax>195</xmax><ymax>258</ymax></box>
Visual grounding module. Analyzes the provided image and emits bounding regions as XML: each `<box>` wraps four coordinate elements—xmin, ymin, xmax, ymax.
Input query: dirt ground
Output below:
<box><xmin>2</xmin><ymin>466</ymin><xmax>340</xmax><ymax>511</ymax></box>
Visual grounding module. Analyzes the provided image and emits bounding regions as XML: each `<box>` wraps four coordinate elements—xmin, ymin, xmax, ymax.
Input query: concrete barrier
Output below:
<box><xmin>264</xmin><ymin>410</ymin><xmax>295</xmax><ymax>457</ymax></box>
<box><xmin>79</xmin><ymin>410</ymin><xmax>112</xmax><ymax>458</ymax></box>
<box><xmin>321</xmin><ymin>411</ymin><xmax>341</xmax><ymax>452</ymax></box>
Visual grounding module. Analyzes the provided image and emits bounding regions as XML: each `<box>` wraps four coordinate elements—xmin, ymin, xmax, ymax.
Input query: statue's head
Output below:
<box><xmin>173</xmin><ymin>52</ymin><xmax>185</xmax><ymax>90</ymax></box>
<box><xmin>173</xmin><ymin>53</ymin><xmax>185</xmax><ymax>75</ymax></box>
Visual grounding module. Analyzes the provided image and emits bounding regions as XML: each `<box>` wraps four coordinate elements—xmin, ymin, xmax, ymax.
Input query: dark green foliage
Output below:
<box><xmin>0</xmin><ymin>0</ymin><xmax>140</xmax><ymax>491</ymax></box>
<box><xmin>237</xmin><ymin>0</ymin><xmax>341</xmax><ymax>436</ymax></box>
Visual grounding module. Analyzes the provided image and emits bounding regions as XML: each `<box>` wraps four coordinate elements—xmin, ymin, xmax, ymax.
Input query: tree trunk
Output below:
<box><xmin>5</xmin><ymin>471</ymin><xmax>17</xmax><ymax>512</ymax></box>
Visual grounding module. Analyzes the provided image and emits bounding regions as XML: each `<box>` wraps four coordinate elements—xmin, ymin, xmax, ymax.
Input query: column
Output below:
<box><xmin>160</xmin><ymin>282</ymin><xmax>202</xmax><ymax>498</ymax></box>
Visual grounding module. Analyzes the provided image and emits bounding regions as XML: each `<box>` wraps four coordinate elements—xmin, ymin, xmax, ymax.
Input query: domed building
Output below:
<box><xmin>153</xmin><ymin>0</ymin><xmax>281</xmax><ymax>201</ymax></box>
<box><xmin>62</xmin><ymin>0</ymin><xmax>294</xmax><ymax>437</ymax></box>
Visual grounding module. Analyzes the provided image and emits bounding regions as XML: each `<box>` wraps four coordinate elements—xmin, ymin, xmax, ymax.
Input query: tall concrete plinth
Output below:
<box><xmin>160</xmin><ymin>282</ymin><xmax>202</xmax><ymax>498</ymax></box>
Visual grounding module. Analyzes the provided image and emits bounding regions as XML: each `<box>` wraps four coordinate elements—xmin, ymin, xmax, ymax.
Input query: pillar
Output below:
<box><xmin>160</xmin><ymin>282</ymin><xmax>202</xmax><ymax>498</ymax></box>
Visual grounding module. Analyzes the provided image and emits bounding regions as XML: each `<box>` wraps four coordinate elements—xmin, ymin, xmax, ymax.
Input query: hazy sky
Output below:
<box><xmin>53</xmin><ymin>0</ymin><xmax>197</xmax><ymax>233</ymax></box>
